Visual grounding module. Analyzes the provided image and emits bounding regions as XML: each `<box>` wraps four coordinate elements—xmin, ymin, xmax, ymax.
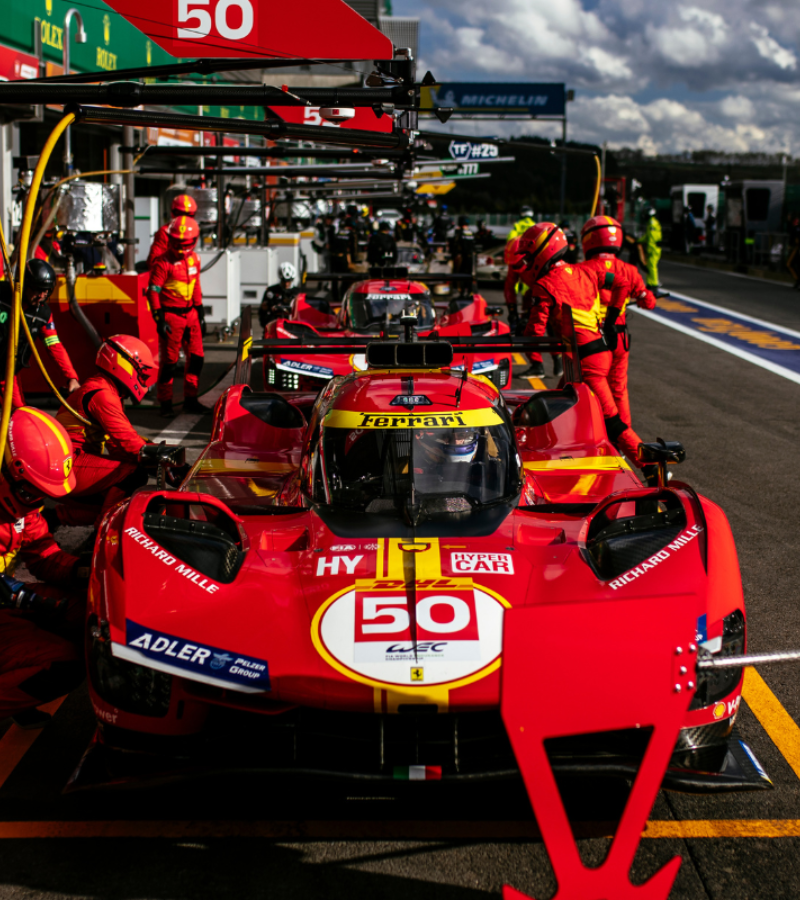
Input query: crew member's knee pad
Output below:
<box><xmin>188</xmin><ymin>353</ymin><xmax>205</xmax><ymax>376</ymax></box>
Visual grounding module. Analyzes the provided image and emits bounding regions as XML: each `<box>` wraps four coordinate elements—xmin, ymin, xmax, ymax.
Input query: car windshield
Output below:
<box><xmin>347</xmin><ymin>289</ymin><xmax>435</xmax><ymax>331</ymax></box>
<box><xmin>397</xmin><ymin>247</ymin><xmax>425</xmax><ymax>266</ymax></box>
<box><xmin>312</xmin><ymin>419</ymin><xmax>520</xmax><ymax>519</ymax></box>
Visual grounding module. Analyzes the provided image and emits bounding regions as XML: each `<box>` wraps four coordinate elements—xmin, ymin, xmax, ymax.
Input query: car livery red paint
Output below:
<box><xmin>83</xmin><ymin>335</ymin><xmax>765</xmax><ymax>808</ymax></box>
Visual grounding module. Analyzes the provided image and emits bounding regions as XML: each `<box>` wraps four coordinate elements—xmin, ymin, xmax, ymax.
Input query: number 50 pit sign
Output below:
<box><xmin>102</xmin><ymin>0</ymin><xmax>393</xmax><ymax>60</ymax></box>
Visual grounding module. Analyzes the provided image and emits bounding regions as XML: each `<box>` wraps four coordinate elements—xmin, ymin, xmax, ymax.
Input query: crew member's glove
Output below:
<box><xmin>507</xmin><ymin>308</ymin><xmax>520</xmax><ymax>334</ymax></box>
<box><xmin>603</xmin><ymin>306</ymin><xmax>620</xmax><ymax>352</ymax></box>
<box><xmin>0</xmin><ymin>575</ymin><xmax>67</xmax><ymax>618</ymax></box>
<box><xmin>153</xmin><ymin>308</ymin><xmax>170</xmax><ymax>338</ymax></box>
<box><xmin>196</xmin><ymin>305</ymin><xmax>207</xmax><ymax>337</ymax></box>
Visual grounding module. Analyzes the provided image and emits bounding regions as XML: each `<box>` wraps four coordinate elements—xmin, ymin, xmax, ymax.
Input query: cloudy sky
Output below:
<box><xmin>393</xmin><ymin>0</ymin><xmax>800</xmax><ymax>155</ymax></box>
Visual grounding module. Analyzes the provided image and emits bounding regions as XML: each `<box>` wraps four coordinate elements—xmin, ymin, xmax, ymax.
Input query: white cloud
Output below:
<box><xmin>400</xmin><ymin>0</ymin><xmax>800</xmax><ymax>154</ymax></box>
<box><xmin>750</xmin><ymin>23</ymin><xmax>797</xmax><ymax>70</ymax></box>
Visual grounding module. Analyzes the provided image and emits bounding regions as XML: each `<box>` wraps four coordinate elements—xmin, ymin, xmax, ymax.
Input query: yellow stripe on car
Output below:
<box><xmin>325</xmin><ymin>408</ymin><xmax>503</xmax><ymax>430</ymax></box>
<box><xmin>524</xmin><ymin>455</ymin><xmax>631</xmax><ymax>472</ymax></box>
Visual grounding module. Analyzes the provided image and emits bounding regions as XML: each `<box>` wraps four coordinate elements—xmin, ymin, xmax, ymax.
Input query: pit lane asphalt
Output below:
<box><xmin>2</xmin><ymin>269</ymin><xmax>800</xmax><ymax>900</ymax></box>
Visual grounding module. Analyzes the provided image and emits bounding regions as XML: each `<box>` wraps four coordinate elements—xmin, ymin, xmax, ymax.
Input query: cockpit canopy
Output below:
<box><xmin>306</xmin><ymin>404</ymin><xmax>520</xmax><ymax>521</ymax></box>
<box><xmin>346</xmin><ymin>286</ymin><xmax>435</xmax><ymax>331</ymax></box>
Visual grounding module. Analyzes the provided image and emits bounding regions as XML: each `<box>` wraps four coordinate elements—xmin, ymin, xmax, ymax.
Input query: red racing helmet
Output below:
<box><xmin>168</xmin><ymin>216</ymin><xmax>200</xmax><ymax>257</ymax></box>
<box><xmin>581</xmin><ymin>215</ymin><xmax>624</xmax><ymax>258</ymax></box>
<box><xmin>504</xmin><ymin>237</ymin><xmax>526</xmax><ymax>276</ymax></box>
<box><xmin>171</xmin><ymin>193</ymin><xmax>198</xmax><ymax>217</ymax></box>
<box><xmin>517</xmin><ymin>222</ymin><xmax>568</xmax><ymax>282</ymax></box>
<box><xmin>96</xmin><ymin>334</ymin><xmax>158</xmax><ymax>403</ymax></box>
<box><xmin>0</xmin><ymin>407</ymin><xmax>75</xmax><ymax>519</ymax></box>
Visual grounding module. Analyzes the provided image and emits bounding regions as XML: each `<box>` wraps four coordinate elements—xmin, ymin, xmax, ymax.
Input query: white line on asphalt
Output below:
<box><xmin>668</xmin><ymin>291</ymin><xmax>800</xmax><ymax>339</ymax></box>
<box><xmin>154</xmin><ymin>413</ymin><xmax>203</xmax><ymax>443</ymax></box>
<box><xmin>665</xmin><ymin>260</ymin><xmax>795</xmax><ymax>288</ymax></box>
<box><xmin>632</xmin><ymin>308</ymin><xmax>800</xmax><ymax>387</ymax></box>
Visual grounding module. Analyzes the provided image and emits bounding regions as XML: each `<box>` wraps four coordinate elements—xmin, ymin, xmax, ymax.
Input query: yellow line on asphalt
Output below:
<box><xmin>742</xmin><ymin>667</ymin><xmax>800</xmax><ymax>780</ymax></box>
<box><xmin>513</xmin><ymin>353</ymin><xmax>527</xmax><ymax>366</ymax></box>
<box><xmin>643</xmin><ymin>820</ymin><xmax>800</xmax><ymax>839</ymax></box>
<box><xmin>0</xmin><ymin>819</ymin><xmax>799</xmax><ymax>839</ymax></box>
<box><xmin>527</xmin><ymin>376</ymin><xmax>547</xmax><ymax>390</ymax></box>
<box><xmin>0</xmin><ymin>699</ymin><xmax>65</xmax><ymax>792</ymax></box>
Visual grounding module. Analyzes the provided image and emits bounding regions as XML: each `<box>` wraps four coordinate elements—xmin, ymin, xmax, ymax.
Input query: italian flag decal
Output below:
<box><xmin>393</xmin><ymin>765</ymin><xmax>442</xmax><ymax>781</ymax></box>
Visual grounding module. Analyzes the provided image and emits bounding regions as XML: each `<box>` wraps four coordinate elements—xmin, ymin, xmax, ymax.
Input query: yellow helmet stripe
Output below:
<box><xmin>21</xmin><ymin>407</ymin><xmax>73</xmax><ymax>490</ymax></box>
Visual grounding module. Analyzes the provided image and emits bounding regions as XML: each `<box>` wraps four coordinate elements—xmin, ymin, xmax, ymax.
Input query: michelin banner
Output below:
<box><xmin>422</xmin><ymin>82</ymin><xmax>566</xmax><ymax>117</ymax></box>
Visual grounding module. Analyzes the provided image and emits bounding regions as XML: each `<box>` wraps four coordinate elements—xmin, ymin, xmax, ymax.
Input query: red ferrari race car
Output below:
<box><xmin>262</xmin><ymin>269</ymin><xmax>513</xmax><ymax>394</ymax></box>
<box><xmin>79</xmin><ymin>312</ymin><xmax>768</xmax><ymax>801</ymax></box>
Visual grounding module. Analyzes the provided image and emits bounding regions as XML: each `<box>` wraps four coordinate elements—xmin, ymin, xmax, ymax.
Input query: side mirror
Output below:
<box><xmin>639</xmin><ymin>439</ymin><xmax>685</xmax><ymax>488</ymax></box>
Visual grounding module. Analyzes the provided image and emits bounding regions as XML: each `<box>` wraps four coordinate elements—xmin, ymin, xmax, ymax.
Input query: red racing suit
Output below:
<box><xmin>523</xmin><ymin>260</ymin><xmax>644</xmax><ymax>464</ymax></box>
<box><xmin>148</xmin><ymin>248</ymin><xmax>204</xmax><ymax>403</ymax></box>
<box><xmin>146</xmin><ymin>224</ymin><xmax>170</xmax><ymax>269</ymax></box>
<box><xmin>0</xmin><ymin>508</ymin><xmax>84</xmax><ymax>719</ymax></box>
<box><xmin>55</xmin><ymin>372</ymin><xmax>149</xmax><ymax>526</ymax></box>
<box><xmin>581</xmin><ymin>255</ymin><xmax>657</xmax><ymax>429</ymax></box>
<box><xmin>0</xmin><ymin>287</ymin><xmax>79</xmax><ymax>409</ymax></box>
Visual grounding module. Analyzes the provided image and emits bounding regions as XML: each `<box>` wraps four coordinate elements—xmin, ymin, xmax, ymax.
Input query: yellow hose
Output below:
<box><xmin>0</xmin><ymin>113</ymin><xmax>86</xmax><ymax>468</ymax></box>
<box><xmin>592</xmin><ymin>154</ymin><xmax>602</xmax><ymax>216</ymax></box>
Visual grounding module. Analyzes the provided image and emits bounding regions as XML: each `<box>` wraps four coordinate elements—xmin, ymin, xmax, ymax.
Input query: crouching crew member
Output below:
<box><xmin>54</xmin><ymin>335</ymin><xmax>157</xmax><ymax>527</ymax></box>
<box><xmin>259</xmin><ymin>262</ymin><xmax>298</xmax><ymax>334</ymax></box>
<box><xmin>0</xmin><ymin>408</ymin><xmax>87</xmax><ymax>726</ymax></box>
<box><xmin>579</xmin><ymin>215</ymin><xmax>657</xmax><ymax>432</ymax></box>
<box><xmin>147</xmin><ymin>194</ymin><xmax>198</xmax><ymax>269</ymax></box>
<box><xmin>519</xmin><ymin>222</ymin><xmax>645</xmax><ymax>465</ymax></box>
<box><xmin>148</xmin><ymin>216</ymin><xmax>206</xmax><ymax>417</ymax></box>
<box><xmin>0</xmin><ymin>260</ymin><xmax>80</xmax><ymax>409</ymax></box>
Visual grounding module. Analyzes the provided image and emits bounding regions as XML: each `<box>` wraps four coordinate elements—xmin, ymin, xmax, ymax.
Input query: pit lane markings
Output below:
<box><xmin>742</xmin><ymin>667</ymin><xmax>800</xmax><ymax>780</ymax></box>
<box><xmin>632</xmin><ymin>293</ymin><xmax>800</xmax><ymax>386</ymax></box>
<box><xmin>513</xmin><ymin>353</ymin><xmax>527</xmax><ymax>365</ymax></box>
<box><xmin>0</xmin><ymin>699</ymin><xmax>64</xmax><ymax>791</ymax></box>
<box><xmin>151</xmin><ymin>368</ymin><xmax>233</xmax><ymax>445</ymax></box>
<box><xmin>2</xmin><ymin>819</ymin><xmax>800</xmax><ymax>839</ymax></box>
<box><xmin>526</xmin><ymin>377</ymin><xmax>547</xmax><ymax>390</ymax></box>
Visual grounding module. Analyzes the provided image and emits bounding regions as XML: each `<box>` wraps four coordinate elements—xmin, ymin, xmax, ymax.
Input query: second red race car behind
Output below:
<box><xmin>262</xmin><ymin>271</ymin><xmax>514</xmax><ymax>394</ymax></box>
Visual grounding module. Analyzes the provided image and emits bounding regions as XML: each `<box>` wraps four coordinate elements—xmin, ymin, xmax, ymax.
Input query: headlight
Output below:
<box><xmin>690</xmin><ymin>609</ymin><xmax>745</xmax><ymax>711</ymax></box>
<box><xmin>88</xmin><ymin>616</ymin><xmax>171</xmax><ymax>717</ymax></box>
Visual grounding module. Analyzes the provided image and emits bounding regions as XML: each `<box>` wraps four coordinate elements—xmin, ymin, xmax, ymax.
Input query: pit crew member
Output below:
<box><xmin>0</xmin><ymin>260</ymin><xmax>80</xmax><ymax>409</ymax></box>
<box><xmin>506</xmin><ymin>206</ymin><xmax>536</xmax><ymax>243</ymax></box>
<box><xmin>504</xmin><ymin>238</ymin><xmax>561</xmax><ymax>378</ymax></box>
<box><xmin>367</xmin><ymin>221</ymin><xmax>398</xmax><ymax>267</ymax></box>
<box><xmin>147</xmin><ymin>194</ymin><xmax>198</xmax><ymax>269</ymax></box>
<box><xmin>0</xmin><ymin>407</ymin><xmax>86</xmax><ymax>726</ymax></box>
<box><xmin>450</xmin><ymin>216</ymin><xmax>476</xmax><ymax>288</ymax></box>
<box><xmin>147</xmin><ymin>216</ymin><xmax>206</xmax><ymax>417</ymax></box>
<box><xmin>520</xmin><ymin>222</ymin><xmax>645</xmax><ymax>464</ymax></box>
<box><xmin>580</xmin><ymin>215</ymin><xmax>657</xmax><ymax>431</ymax></box>
<box><xmin>395</xmin><ymin>207</ymin><xmax>421</xmax><ymax>245</ymax></box>
<box><xmin>259</xmin><ymin>262</ymin><xmax>298</xmax><ymax>333</ymax></box>
<box><xmin>639</xmin><ymin>206</ymin><xmax>662</xmax><ymax>290</ymax></box>
<box><xmin>54</xmin><ymin>335</ymin><xmax>157</xmax><ymax>527</ymax></box>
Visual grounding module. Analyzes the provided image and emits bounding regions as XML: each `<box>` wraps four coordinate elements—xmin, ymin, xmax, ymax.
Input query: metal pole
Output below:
<box><xmin>216</xmin><ymin>132</ymin><xmax>225</xmax><ymax>249</ymax></box>
<box><xmin>600</xmin><ymin>141</ymin><xmax>607</xmax><ymax>215</ymax></box>
<box><xmin>559</xmin><ymin>116</ymin><xmax>567</xmax><ymax>220</ymax></box>
<box><xmin>62</xmin><ymin>9</ymin><xmax>86</xmax><ymax>175</ymax></box>
<box><xmin>122</xmin><ymin>125</ymin><xmax>136</xmax><ymax>273</ymax></box>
